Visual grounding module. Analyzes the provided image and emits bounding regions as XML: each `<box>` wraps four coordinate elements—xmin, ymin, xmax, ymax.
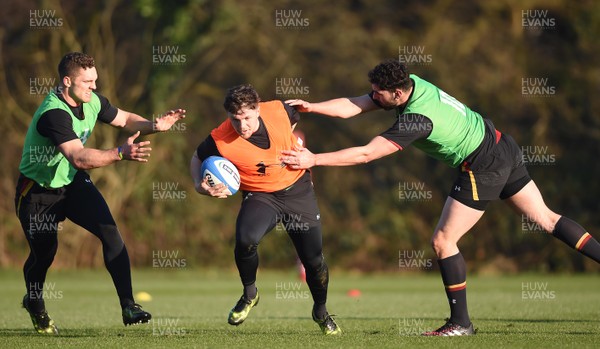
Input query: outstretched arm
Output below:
<box><xmin>110</xmin><ymin>108</ymin><xmax>186</xmax><ymax>135</ymax></box>
<box><xmin>285</xmin><ymin>94</ymin><xmax>380</xmax><ymax>119</ymax></box>
<box><xmin>58</xmin><ymin>131</ymin><xmax>151</xmax><ymax>170</ymax></box>
<box><xmin>280</xmin><ymin>136</ymin><xmax>399</xmax><ymax>169</ymax></box>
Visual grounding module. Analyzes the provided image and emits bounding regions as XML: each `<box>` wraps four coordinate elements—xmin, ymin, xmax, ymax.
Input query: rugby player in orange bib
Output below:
<box><xmin>190</xmin><ymin>84</ymin><xmax>340</xmax><ymax>335</ymax></box>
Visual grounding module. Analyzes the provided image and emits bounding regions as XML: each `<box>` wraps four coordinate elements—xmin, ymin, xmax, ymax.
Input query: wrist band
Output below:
<box><xmin>117</xmin><ymin>146</ymin><xmax>124</xmax><ymax>160</ymax></box>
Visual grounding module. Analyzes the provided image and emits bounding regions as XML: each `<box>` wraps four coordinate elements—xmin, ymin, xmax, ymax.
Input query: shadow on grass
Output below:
<box><xmin>4</xmin><ymin>317</ymin><xmax>597</xmax><ymax>339</ymax></box>
<box><xmin>0</xmin><ymin>327</ymin><xmax>155</xmax><ymax>338</ymax></box>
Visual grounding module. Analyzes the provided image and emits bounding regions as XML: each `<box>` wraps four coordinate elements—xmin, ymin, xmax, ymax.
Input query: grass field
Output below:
<box><xmin>1</xmin><ymin>269</ymin><xmax>599</xmax><ymax>348</ymax></box>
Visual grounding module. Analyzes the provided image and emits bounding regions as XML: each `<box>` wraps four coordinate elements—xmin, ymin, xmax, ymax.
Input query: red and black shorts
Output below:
<box><xmin>449</xmin><ymin>131</ymin><xmax>532</xmax><ymax>211</ymax></box>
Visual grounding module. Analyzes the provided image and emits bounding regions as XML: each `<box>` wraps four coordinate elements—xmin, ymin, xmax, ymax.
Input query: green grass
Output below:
<box><xmin>1</xmin><ymin>269</ymin><xmax>599</xmax><ymax>348</ymax></box>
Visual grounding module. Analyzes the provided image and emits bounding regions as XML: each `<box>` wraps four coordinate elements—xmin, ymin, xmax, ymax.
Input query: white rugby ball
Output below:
<box><xmin>200</xmin><ymin>156</ymin><xmax>240</xmax><ymax>195</ymax></box>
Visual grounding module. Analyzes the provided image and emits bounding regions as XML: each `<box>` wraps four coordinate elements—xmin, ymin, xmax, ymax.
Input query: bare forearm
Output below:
<box><xmin>113</xmin><ymin>108</ymin><xmax>185</xmax><ymax>135</ymax></box>
<box><xmin>281</xmin><ymin>136</ymin><xmax>397</xmax><ymax>170</ymax></box>
<box><xmin>124</xmin><ymin>113</ymin><xmax>156</xmax><ymax>135</ymax></box>
<box><xmin>312</xmin><ymin>136</ymin><xmax>398</xmax><ymax>167</ymax></box>
<box><xmin>310</xmin><ymin>98</ymin><xmax>365</xmax><ymax>118</ymax></box>
<box><xmin>70</xmin><ymin>147</ymin><xmax>121</xmax><ymax>170</ymax></box>
<box><xmin>314</xmin><ymin>146</ymin><xmax>373</xmax><ymax>166</ymax></box>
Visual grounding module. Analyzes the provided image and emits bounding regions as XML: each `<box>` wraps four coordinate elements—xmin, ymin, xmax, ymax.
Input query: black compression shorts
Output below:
<box><xmin>449</xmin><ymin>132</ymin><xmax>532</xmax><ymax>211</ymax></box>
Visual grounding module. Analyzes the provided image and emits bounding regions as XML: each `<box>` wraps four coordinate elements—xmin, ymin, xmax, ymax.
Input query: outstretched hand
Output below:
<box><xmin>153</xmin><ymin>108</ymin><xmax>186</xmax><ymax>132</ymax></box>
<box><xmin>285</xmin><ymin>99</ymin><xmax>312</xmax><ymax>113</ymax></box>
<box><xmin>280</xmin><ymin>147</ymin><xmax>316</xmax><ymax>170</ymax></box>
<box><xmin>121</xmin><ymin>131</ymin><xmax>152</xmax><ymax>162</ymax></box>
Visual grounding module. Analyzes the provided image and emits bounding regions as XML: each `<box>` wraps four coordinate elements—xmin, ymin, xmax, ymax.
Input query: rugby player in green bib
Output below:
<box><xmin>281</xmin><ymin>59</ymin><xmax>600</xmax><ymax>336</ymax></box>
<box><xmin>16</xmin><ymin>52</ymin><xmax>185</xmax><ymax>334</ymax></box>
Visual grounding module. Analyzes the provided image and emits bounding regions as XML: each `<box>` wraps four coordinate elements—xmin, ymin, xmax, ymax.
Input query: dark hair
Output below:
<box><xmin>58</xmin><ymin>52</ymin><xmax>95</xmax><ymax>79</ymax></box>
<box><xmin>223</xmin><ymin>84</ymin><xmax>260</xmax><ymax>114</ymax></box>
<box><xmin>368</xmin><ymin>59</ymin><xmax>413</xmax><ymax>91</ymax></box>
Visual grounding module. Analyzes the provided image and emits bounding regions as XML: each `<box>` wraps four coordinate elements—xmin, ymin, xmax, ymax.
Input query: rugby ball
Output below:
<box><xmin>200</xmin><ymin>156</ymin><xmax>241</xmax><ymax>195</ymax></box>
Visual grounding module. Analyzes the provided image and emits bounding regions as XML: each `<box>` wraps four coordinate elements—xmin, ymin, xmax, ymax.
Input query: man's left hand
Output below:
<box><xmin>153</xmin><ymin>108</ymin><xmax>186</xmax><ymax>132</ymax></box>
